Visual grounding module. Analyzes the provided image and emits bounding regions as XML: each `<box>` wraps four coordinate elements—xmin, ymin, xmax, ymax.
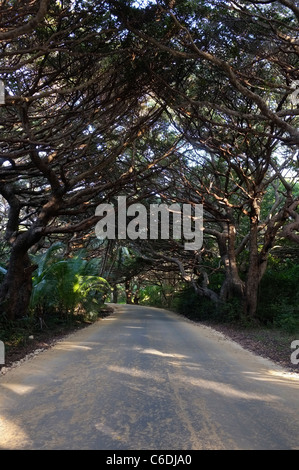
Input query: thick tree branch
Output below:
<box><xmin>0</xmin><ymin>0</ymin><xmax>51</xmax><ymax>40</ymax></box>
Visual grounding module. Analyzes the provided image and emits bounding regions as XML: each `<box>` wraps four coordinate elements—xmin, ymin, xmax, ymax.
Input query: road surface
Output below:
<box><xmin>0</xmin><ymin>304</ymin><xmax>299</xmax><ymax>450</ymax></box>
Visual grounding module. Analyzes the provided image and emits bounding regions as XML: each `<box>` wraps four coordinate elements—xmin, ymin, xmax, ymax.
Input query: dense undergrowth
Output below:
<box><xmin>170</xmin><ymin>257</ymin><xmax>299</xmax><ymax>335</ymax></box>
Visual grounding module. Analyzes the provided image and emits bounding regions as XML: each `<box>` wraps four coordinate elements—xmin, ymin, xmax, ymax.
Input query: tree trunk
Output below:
<box><xmin>220</xmin><ymin>254</ymin><xmax>245</xmax><ymax>301</ymax></box>
<box><xmin>219</xmin><ymin>222</ymin><xmax>245</xmax><ymax>301</ymax></box>
<box><xmin>125</xmin><ymin>279</ymin><xmax>133</xmax><ymax>304</ymax></box>
<box><xmin>244</xmin><ymin>251</ymin><xmax>260</xmax><ymax>319</ymax></box>
<box><xmin>0</xmin><ymin>158</ymin><xmax>61</xmax><ymax>321</ymax></box>
<box><xmin>243</xmin><ymin>191</ymin><xmax>290</xmax><ymax>319</ymax></box>
<box><xmin>0</xmin><ymin>249</ymin><xmax>37</xmax><ymax>320</ymax></box>
<box><xmin>192</xmin><ymin>279</ymin><xmax>220</xmax><ymax>304</ymax></box>
<box><xmin>243</xmin><ymin>199</ymin><xmax>263</xmax><ymax>319</ymax></box>
<box><xmin>112</xmin><ymin>285</ymin><xmax>118</xmax><ymax>303</ymax></box>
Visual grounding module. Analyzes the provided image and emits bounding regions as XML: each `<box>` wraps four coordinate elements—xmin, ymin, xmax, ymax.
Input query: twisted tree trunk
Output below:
<box><xmin>0</xmin><ymin>236</ymin><xmax>38</xmax><ymax>320</ymax></box>
<box><xmin>220</xmin><ymin>223</ymin><xmax>245</xmax><ymax>302</ymax></box>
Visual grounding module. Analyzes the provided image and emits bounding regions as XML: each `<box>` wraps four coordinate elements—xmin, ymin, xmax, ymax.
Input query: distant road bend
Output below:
<box><xmin>0</xmin><ymin>304</ymin><xmax>299</xmax><ymax>450</ymax></box>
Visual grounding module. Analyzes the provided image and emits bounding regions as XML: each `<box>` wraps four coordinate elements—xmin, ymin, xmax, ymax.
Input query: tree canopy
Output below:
<box><xmin>0</xmin><ymin>0</ymin><xmax>298</xmax><ymax>324</ymax></box>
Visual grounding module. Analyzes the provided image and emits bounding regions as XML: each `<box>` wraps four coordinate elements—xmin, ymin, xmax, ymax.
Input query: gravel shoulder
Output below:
<box><xmin>200</xmin><ymin>321</ymin><xmax>299</xmax><ymax>375</ymax></box>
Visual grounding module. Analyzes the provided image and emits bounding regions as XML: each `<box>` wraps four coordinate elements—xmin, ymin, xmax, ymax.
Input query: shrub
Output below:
<box><xmin>257</xmin><ymin>259</ymin><xmax>299</xmax><ymax>328</ymax></box>
<box><xmin>29</xmin><ymin>244</ymin><xmax>111</xmax><ymax>320</ymax></box>
<box><xmin>172</xmin><ymin>286</ymin><xmax>220</xmax><ymax>322</ymax></box>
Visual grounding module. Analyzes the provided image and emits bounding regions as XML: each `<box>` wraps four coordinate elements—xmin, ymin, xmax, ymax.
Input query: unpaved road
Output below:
<box><xmin>0</xmin><ymin>304</ymin><xmax>299</xmax><ymax>450</ymax></box>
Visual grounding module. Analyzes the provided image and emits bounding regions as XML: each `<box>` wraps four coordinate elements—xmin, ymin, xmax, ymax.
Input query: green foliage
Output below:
<box><xmin>172</xmin><ymin>286</ymin><xmax>220</xmax><ymax>322</ymax></box>
<box><xmin>273</xmin><ymin>307</ymin><xmax>299</xmax><ymax>334</ymax></box>
<box><xmin>139</xmin><ymin>282</ymin><xmax>180</xmax><ymax>308</ymax></box>
<box><xmin>139</xmin><ymin>284</ymin><xmax>164</xmax><ymax>307</ymax></box>
<box><xmin>30</xmin><ymin>244</ymin><xmax>111</xmax><ymax>320</ymax></box>
<box><xmin>0</xmin><ymin>315</ymin><xmax>38</xmax><ymax>353</ymax></box>
<box><xmin>257</xmin><ymin>259</ymin><xmax>299</xmax><ymax>332</ymax></box>
<box><xmin>173</xmin><ymin>256</ymin><xmax>299</xmax><ymax>331</ymax></box>
<box><xmin>220</xmin><ymin>297</ymin><xmax>243</xmax><ymax>324</ymax></box>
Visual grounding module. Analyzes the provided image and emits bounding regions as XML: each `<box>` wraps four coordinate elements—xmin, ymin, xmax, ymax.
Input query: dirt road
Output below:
<box><xmin>0</xmin><ymin>304</ymin><xmax>298</xmax><ymax>450</ymax></box>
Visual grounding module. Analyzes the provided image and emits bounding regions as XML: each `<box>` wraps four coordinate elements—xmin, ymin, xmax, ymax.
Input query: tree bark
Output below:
<box><xmin>244</xmin><ymin>220</ymin><xmax>260</xmax><ymax>319</ymax></box>
<box><xmin>243</xmin><ymin>197</ymin><xmax>265</xmax><ymax>319</ymax></box>
<box><xmin>220</xmin><ymin>222</ymin><xmax>245</xmax><ymax>302</ymax></box>
<box><xmin>112</xmin><ymin>285</ymin><xmax>118</xmax><ymax>303</ymax></box>
<box><xmin>125</xmin><ymin>279</ymin><xmax>133</xmax><ymax>304</ymax></box>
<box><xmin>0</xmin><ymin>193</ymin><xmax>61</xmax><ymax>320</ymax></box>
<box><xmin>0</xmin><ymin>242</ymin><xmax>38</xmax><ymax>320</ymax></box>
